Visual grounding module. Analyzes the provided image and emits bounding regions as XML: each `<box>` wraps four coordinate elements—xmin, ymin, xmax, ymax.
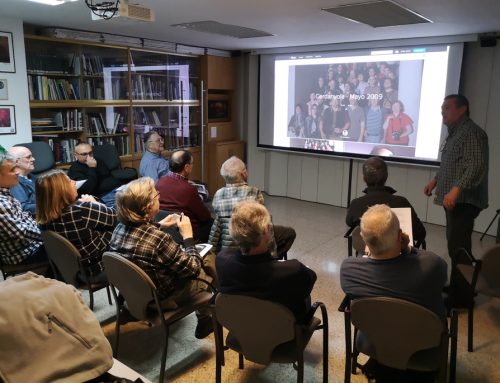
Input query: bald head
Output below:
<box><xmin>8</xmin><ymin>146</ymin><xmax>35</xmax><ymax>176</ymax></box>
<box><xmin>170</xmin><ymin>150</ymin><xmax>193</xmax><ymax>174</ymax></box>
<box><xmin>360</xmin><ymin>204</ymin><xmax>400</xmax><ymax>257</ymax></box>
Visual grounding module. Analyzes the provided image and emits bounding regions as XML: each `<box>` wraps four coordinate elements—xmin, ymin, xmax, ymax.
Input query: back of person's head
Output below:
<box><xmin>444</xmin><ymin>94</ymin><xmax>470</xmax><ymax>117</ymax></box>
<box><xmin>230</xmin><ymin>200</ymin><xmax>271</xmax><ymax>254</ymax></box>
<box><xmin>220</xmin><ymin>156</ymin><xmax>246</xmax><ymax>184</ymax></box>
<box><xmin>363</xmin><ymin>156</ymin><xmax>388</xmax><ymax>187</ymax></box>
<box><xmin>115</xmin><ymin>177</ymin><xmax>156</xmax><ymax>224</ymax></box>
<box><xmin>360</xmin><ymin>204</ymin><xmax>400</xmax><ymax>256</ymax></box>
<box><xmin>36</xmin><ymin>169</ymin><xmax>75</xmax><ymax>224</ymax></box>
<box><xmin>170</xmin><ymin>150</ymin><xmax>192</xmax><ymax>173</ymax></box>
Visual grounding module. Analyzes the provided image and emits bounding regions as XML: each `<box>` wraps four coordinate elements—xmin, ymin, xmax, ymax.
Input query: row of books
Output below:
<box><xmin>86</xmin><ymin>112</ymin><xmax>126</xmax><ymax>135</ymax></box>
<box><xmin>34</xmin><ymin>137</ymin><xmax>79</xmax><ymax>163</ymax></box>
<box><xmin>28</xmin><ymin>75</ymin><xmax>79</xmax><ymax>101</ymax></box>
<box><xmin>130</xmin><ymin>76</ymin><xmax>198</xmax><ymax>100</ymax></box>
<box><xmin>27</xmin><ymin>53</ymin><xmax>111</xmax><ymax>75</ymax></box>
<box><xmin>87</xmin><ymin>136</ymin><xmax>130</xmax><ymax>156</ymax></box>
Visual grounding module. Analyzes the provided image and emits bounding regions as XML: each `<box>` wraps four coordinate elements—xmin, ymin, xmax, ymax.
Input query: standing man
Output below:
<box><xmin>424</xmin><ymin>94</ymin><xmax>489</xmax><ymax>308</ymax></box>
<box><xmin>156</xmin><ymin>150</ymin><xmax>212</xmax><ymax>242</ymax></box>
<box><xmin>7</xmin><ymin>146</ymin><xmax>37</xmax><ymax>215</ymax></box>
<box><xmin>139</xmin><ymin>131</ymin><xmax>170</xmax><ymax>183</ymax></box>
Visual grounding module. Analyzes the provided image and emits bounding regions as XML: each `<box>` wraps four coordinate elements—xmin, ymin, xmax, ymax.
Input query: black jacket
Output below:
<box><xmin>68</xmin><ymin>160</ymin><xmax>122</xmax><ymax>197</ymax></box>
<box><xmin>346</xmin><ymin>185</ymin><xmax>426</xmax><ymax>244</ymax></box>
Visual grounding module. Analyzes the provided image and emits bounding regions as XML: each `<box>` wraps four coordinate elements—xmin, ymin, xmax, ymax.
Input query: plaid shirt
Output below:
<box><xmin>435</xmin><ymin>117</ymin><xmax>489</xmax><ymax>210</ymax></box>
<box><xmin>208</xmin><ymin>183</ymin><xmax>265</xmax><ymax>251</ymax></box>
<box><xmin>0</xmin><ymin>187</ymin><xmax>42</xmax><ymax>264</ymax></box>
<box><xmin>110</xmin><ymin>221</ymin><xmax>202</xmax><ymax>297</ymax></box>
<box><xmin>40</xmin><ymin>201</ymin><xmax>117</xmax><ymax>261</ymax></box>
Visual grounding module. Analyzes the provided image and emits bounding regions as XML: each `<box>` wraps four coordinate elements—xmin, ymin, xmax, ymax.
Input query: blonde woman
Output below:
<box><xmin>110</xmin><ymin>177</ymin><xmax>215</xmax><ymax>339</ymax></box>
<box><xmin>36</xmin><ymin>169</ymin><xmax>117</xmax><ymax>276</ymax></box>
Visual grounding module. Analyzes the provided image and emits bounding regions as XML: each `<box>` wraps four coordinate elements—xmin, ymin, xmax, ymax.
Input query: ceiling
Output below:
<box><xmin>2</xmin><ymin>0</ymin><xmax>500</xmax><ymax>51</ymax></box>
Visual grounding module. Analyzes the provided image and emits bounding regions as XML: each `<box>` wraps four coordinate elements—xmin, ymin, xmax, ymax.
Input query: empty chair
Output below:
<box><xmin>212</xmin><ymin>293</ymin><xmax>328</xmax><ymax>383</ymax></box>
<box><xmin>41</xmin><ymin>230</ymin><xmax>112</xmax><ymax>310</ymax></box>
<box><xmin>456</xmin><ymin>245</ymin><xmax>500</xmax><ymax>352</ymax></box>
<box><xmin>340</xmin><ymin>296</ymin><xmax>457</xmax><ymax>383</ymax></box>
<box><xmin>93</xmin><ymin>143</ymin><xmax>137</xmax><ymax>182</ymax></box>
<box><xmin>14</xmin><ymin>141</ymin><xmax>54</xmax><ymax>179</ymax></box>
<box><xmin>102</xmin><ymin>251</ymin><xmax>215</xmax><ymax>383</ymax></box>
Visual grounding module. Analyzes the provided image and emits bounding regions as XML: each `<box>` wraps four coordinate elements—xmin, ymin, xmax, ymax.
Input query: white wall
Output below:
<box><xmin>0</xmin><ymin>17</ymin><xmax>31</xmax><ymax>149</ymax></box>
<box><xmin>244</xmin><ymin>42</ymin><xmax>500</xmax><ymax>235</ymax></box>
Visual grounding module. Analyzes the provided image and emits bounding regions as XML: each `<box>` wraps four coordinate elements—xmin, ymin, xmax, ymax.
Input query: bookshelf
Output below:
<box><xmin>24</xmin><ymin>35</ymin><xmax>201</xmax><ymax>168</ymax></box>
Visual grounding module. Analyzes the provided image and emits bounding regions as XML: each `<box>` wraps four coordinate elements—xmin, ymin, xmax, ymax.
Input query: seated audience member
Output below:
<box><xmin>346</xmin><ymin>157</ymin><xmax>426</xmax><ymax>246</ymax></box>
<box><xmin>156</xmin><ymin>150</ymin><xmax>212</xmax><ymax>242</ymax></box>
<box><xmin>0</xmin><ymin>152</ymin><xmax>47</xmax><ymax>266</ymax></box>
<box><xmin>8</xmin><ymin>146</ymin><xmax>36</xmax><ymax>215</ymax></box>
<box><xmin>68</xmin><ymin>143</ymin><xmax>123</xmax><ymax>207</ymax></box>
<box><xmin>139</xmin><ymin>131</ymin><xmax>170</xmax><ymax>183</ymax></box>
<box><xmin>216</xmin><ymin>201</ymin><xmax>317</xmax><ymax>323</ymax></box>
<box><xmin>341</xmin><ymin>204</ymin><xmax>447</xmax><ymax>320</ymax></box>
<box><xmin>36</xmin><ymin>170</ymin><xmax>117</xmax><ymax>276</ymax></box>
<box><xmin>209</xmin><ymin>156</ymin><xmax>296</xmax><ymax>259</ymax></box>
<box><xmin>110</xmin><ymin>177</ymin><xmax>215</xmax><ymax>339</ymax></box>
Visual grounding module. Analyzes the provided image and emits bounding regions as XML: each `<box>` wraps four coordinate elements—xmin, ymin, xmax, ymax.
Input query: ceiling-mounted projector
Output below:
<box><xmin>91</xmin><ymin>0</ymin><xmax>155</xmax><ymax>22</ymax></box>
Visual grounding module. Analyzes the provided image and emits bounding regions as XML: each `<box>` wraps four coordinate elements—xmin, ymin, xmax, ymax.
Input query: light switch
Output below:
<box><xmin>211</xmin><ymin>126</ymin><xmax>217</xmax><ymax>138</ymax></box>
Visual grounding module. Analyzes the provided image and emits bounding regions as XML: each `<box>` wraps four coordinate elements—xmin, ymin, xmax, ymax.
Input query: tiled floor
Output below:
<box><xmin>86</xmin><ymin>195</ymin><xmax>500</xmax><ymax>382</ymax></box>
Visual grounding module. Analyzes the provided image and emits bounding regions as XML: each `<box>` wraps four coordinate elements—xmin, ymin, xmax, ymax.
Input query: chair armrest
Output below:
<box><xmin>306</xmin><ymin>301</ymin><xmax>328</xmax><ymax>326</ymax></box>
<box><xmin>344</xmin><ymin>224</ymin><xmax>358</xmax><ymax>238</ymax></box>
<box><xmin>192</xmin><ymin>277</ymin><xmax>218</xmax><ymax>296</ymax></box>
<box><xmin>338</xmin><ymin>295</ymin><xmax>351</xmax><ymax>313</ymax></box>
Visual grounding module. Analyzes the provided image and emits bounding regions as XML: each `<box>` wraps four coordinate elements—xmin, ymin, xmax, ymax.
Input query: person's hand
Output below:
<box><xmin>159</xmin><ymin>214</ymin><xmax>179</xmax><ymax>228</ymax></box>
<box><xmin>86</xmin><ymin>157</ymin><xmax>97</xmax><ymax>168</ymax></box>
<box><xmin>443</xmin><ymin>186</ymin><xmax>461</xmax><ymax>210</ymax></box>
<box><xmin>79</xmin><ymin>194</ymin><xmax>97</xmax><ymax>203</ymax></box>
<box><xmin>400</xmin><ymin>231</ymin><xmax>411</xmax><ymax>253</ymax></box>
<box><xmin>424</xmin><ymin>179</ymin><xmax>437</xmax><ymax>196</ymax></box>
<box><xmin>177</xmin><ymin>213</ymin><xmax>193</xmax><ymax>239</ymax></box>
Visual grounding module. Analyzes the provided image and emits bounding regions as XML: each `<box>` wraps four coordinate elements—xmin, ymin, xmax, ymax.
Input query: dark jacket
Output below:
<box><xmin>216</xmin><ymin>249</ymin><xmax>317</xmax><ymax>322</ymax></box>
<box><xmin>346</xmin><ymin>185</ymin><xmax>426</xmax><ymax>245</ymax></box>
<box><xmin>68</xmin><ymin>160</ymin><xmax>122</xmax><ymax>197</ymax></box>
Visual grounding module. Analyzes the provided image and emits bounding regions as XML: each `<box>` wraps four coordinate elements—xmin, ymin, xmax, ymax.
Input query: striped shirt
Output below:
<box><xmin>110</xmin><ymin>222</ymin><xmax>201</xmax><ymax>297</ymax></box>
<box><xmin>435</xmin><ymin>117</ymin><xmax>489</xmax><ymax>210</ymax></box>
<box><xmin>0</xmin><ymin>187</ymin><xmax>42</xmax><ymax>264</ymax></box>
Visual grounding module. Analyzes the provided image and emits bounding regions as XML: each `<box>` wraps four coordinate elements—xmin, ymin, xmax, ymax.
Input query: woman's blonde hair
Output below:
<box><xmin>36</xmin><ymin>169</ymin><xmax>76</xmax><ymax>224</ymax></box>
<box><xmin>229</xmin><ymin>200</ymin><xmax>271</xmax><ymax>254</ymax></box>
<box><xmin>115</xmin><ymin>177</ymin><xmax>156</xmax><ymax>224</ymax></box>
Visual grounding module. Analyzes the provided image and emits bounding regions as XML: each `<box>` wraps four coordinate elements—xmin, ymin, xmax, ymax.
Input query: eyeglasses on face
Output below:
<box><xmin>76</xmin><ymin>151</ymin><xmax>93</xmax><ymax>157</ymax></box>
<box><xmin>19</xmin><ymin>155</ymin><xmax>34</xmax><ymax>160</ymax></box>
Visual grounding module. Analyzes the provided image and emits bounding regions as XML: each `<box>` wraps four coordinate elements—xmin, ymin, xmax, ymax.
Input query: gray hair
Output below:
<box><xmin>220</xmin><ymin>156</ymin><xmax>246</xmax><ymax>184</ymax></box>
<box><xmin>0</xmin><ymin>152</ymin><xmax>14</xmax><ymax>165</ymax></box>
<box><xmin>229</xmin><ymin>200</ymin><xmax>271</xmax><ymax>254</ymax></box>
<box><xmin>360</xmin><ymin>204</ymin><xmax>400</xmax><ymax>255</ymax></box>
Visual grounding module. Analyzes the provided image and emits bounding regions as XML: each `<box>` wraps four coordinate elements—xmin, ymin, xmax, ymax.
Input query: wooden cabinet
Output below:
<box><xmin>208</xmin><ymin>140</ymin><xmax>245</xmax><ymax>196</ymax></box>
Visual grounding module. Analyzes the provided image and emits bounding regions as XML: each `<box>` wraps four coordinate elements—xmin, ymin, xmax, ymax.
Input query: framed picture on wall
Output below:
<box><xmin>0</xmin><ymin>105</ymin><xmax>16</xmax><ymax>135</ymax></box>
<box><xmin>0</xmin><ymin>79</ymin><xmax>8</xmax><ymax>100</ymax></box>
<box><xmin>0</xmin><ymin>31</ymin><xmax>15</xmax><ymax>73</ymax></box>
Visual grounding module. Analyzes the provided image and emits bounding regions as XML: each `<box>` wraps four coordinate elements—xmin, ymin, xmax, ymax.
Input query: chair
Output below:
<box><xmin>102</xmin><ymin>251</ymin><xmax>215</xmax><ymax>383</ymax></box>
<box><xmin>456</xmin><ymin>245</ymin><xmax>500</xmax><ymax>352</ymax></box>
<box><xmin>339</xmin><ymin>296</ymin><xmax>457</xmax><ymax>383</ymax></box>
<box><xmin>93</xmin><ymin>143</ymin><xmax>137</xmax><ymax>182</ymax></box>
<box><xmin>212</xmin><ymin>294</ymin><xmax>328</xmax><ymax>383</ymax></box>
<box><xmin>14</xmin><ymin>141</ymin><xmax>55</xmax><ymax>178</ymax></box>
<box><xmin>41</xmin><ymin>230</ymin><xmax>112</xmax><ymax>310</ymax></box>
<box><xmin>0</xmin><ymin>258</ymin><xmax>49</xmax><ymax>280</ymax></box>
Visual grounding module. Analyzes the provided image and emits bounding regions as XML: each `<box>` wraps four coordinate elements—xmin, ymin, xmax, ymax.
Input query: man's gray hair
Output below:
<box><xmin>0</xmin><ymin>152</ymin><xmax>14</xmax><ymax>165</ymax></box>
<box><xmin>229</xmin><ymin>200</ymin><xmax>271</xmax><ymax>254</ymax></box>
<box><xmin>220</xmin><ymin>156</ymin><xmax>246</xmax><ymax>184</ymax></box>
<box><xmin>360</xmin><ymin>204</ymin><xmax>400</xmax><ymax>255</ymax></box>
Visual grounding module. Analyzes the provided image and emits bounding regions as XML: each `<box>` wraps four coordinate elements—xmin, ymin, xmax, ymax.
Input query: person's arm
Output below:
<box><xmin>10</xmin><ymin>183</ymin><xmax>36</xmax><ymax>215</ymax></box>
<box><xmin>208</xmin><ymin>215</ymin><xmax>221</xmax><ymax>250</ymax></box>
<box><xmin>0</xmin><ymin>202</ymin><xmax>41</xmax><ymax>242</ymax></box>
<box><xmin>68</xmin><ymin>163</ymin><xmax>98</xmax><ymax>195</ymax></box>
<box><xmin>79</xmin><ymin>201</ymin><xmax>117</xmax><ymax>231</ymax></box>
<box><xmin>358</xmin><ymin>117</ymin><xmax>366</xmax><ymax>142</ymax></box>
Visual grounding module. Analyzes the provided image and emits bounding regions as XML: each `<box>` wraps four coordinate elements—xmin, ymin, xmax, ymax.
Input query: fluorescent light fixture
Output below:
<box><xmin>28</xmin><ymin>0</ymin><xmax>78</xmax><ymax>6</ymax></box>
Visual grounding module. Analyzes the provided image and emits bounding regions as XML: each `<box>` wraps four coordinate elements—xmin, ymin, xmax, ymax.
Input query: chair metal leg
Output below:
<box><xmin>159</xmin><ymin>327</ymin><xmax>170</xmax><ymax>383</ymax></box>
<box><xmin>351</xmin><ymin>328</ymin><xmax>359</xmax><ymax>375</ymax></box>
<box><xmin>89</xmin><ymin>289</ymin><xmax>94</xmax><ymax>311</ymax></box>
<box><xmin>106</xmin><ymin>285</ymin><xmax>112</xmax><ymax>305</ymax></box>
<box><xmin>320</xmin><ymin>304</ymin><xmax>329</xmax><ymax>383</ymax></box>
<box><xmin>480</xmin><ymin>210</ymin><xmax>499</xmax><ymax>241</ymax></box>
<box><xmin>449</xmin><ymin>310</ymin><xmax>458</xmax><ymax>383</ymax></box>
<box><xmin>114</xmin><ymin>319</ymin><xmax>121</xmax><ymax>358</ymax></box>
<box><xmin>238</xmin><ymin>353</ymin><xmax>244</xmax><ymax>369</ymax></box>
<box><xmin>468</xmin><ymin>304</ymin><xmax>474</xmax><ymax>352</ymax></box>
<box><xmin>297</xmin><ymin>353</ymin><xmax>304</xmax><ymax>383</ymax></box>
<box><xmin>344</xmin><ymin>311</ymin><xmax>352</xmax><ymax>383</ymax></box>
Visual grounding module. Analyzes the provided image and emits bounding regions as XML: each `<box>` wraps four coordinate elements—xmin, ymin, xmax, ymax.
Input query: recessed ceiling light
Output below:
<box><xmin>27</xmin><ymin>0</ymin><xmax>78</xmax><ymax>6</ymax></box>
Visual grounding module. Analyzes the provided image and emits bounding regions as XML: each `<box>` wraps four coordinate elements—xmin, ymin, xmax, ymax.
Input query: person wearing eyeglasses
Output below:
<box><xmin>7</xmin><ymin>146</ymin><xmax>37</xmax><ymax>215</ymax></box>
<box><xmin>68</xmin><ymin>143</ymin><xmax>123</xmax><ymax>207</ymax></box>
<box><xmin>139</xmin><ymin>131</ymin><xmax>170</xmax><ymax>183</ymax></box>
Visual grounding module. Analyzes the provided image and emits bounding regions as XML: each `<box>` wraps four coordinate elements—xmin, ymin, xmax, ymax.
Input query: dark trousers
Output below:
<box><xmin>274</xmin><ymin>225</ymin><xmax>297</xmax><ymax>260</ymax></box>
<box><xmin>445</xmin><ymin>203</ymin><xmax>481</xmax><ymax>306</ymax></box>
